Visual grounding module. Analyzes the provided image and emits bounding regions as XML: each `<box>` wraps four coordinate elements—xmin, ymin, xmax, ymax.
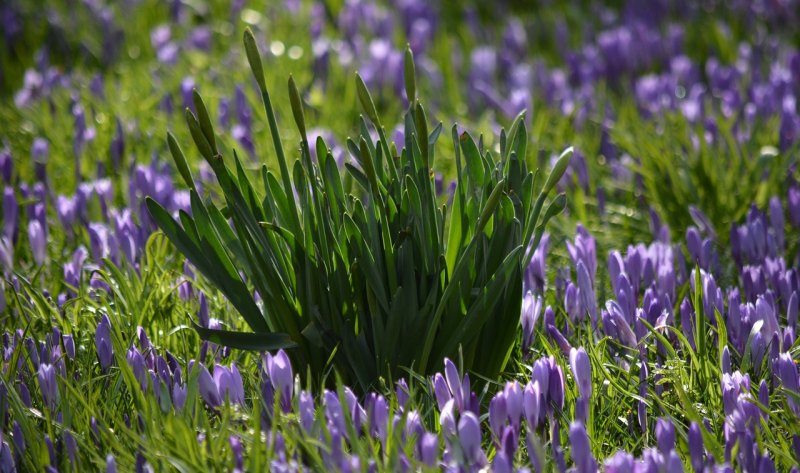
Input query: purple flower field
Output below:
<box><xmin>1</xmin><ymin>0</ymin><xmax>799</xmax><ymax>471</ymax></box>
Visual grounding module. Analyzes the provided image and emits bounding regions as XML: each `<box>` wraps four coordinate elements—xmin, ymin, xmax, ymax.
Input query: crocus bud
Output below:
<box><xmin>523</xmin><ymin>381</ymin><xmax>542</xmax><ymax>429</ymax></box>
<box><xmin>564</xmin><ymin>282</ymin><xmax>581</xmax><ymax>322</ymax></box>
<box><xmin>110</xmin><ymin>117</ymin><xmax>125</xmax><ymax>172</ymax></box>
<box><xmin>489</xmin><ymin>393</ymin><xmax>507</xmax><ymax>440</ymax></box>
<box><xmin>687</xmin><ymin>422</ymin><xmax>704</xmax><ymax>472</ymax></box>
<box><xmin>95</xmin><ymin>315</ymin><xmax>113</xmax><ymax>371</ymax></box>
<box><xmin>37</xmin><ymin>363</ymin><xmax>59</xmax><ymax>410</ymax></box>
<box><xmin>503</xmin><ymin>381</ymin><xmax>523</xmax><ymax>429</ymax></box>
<box><xmin>0</xmin><ymin>148</ymin><xmax>11</xmax><ymax>185</ymax></box>
<box><xmin>298</xmin><ymin>391</ymin><xmax>315</xmax><ymax>432</ymax></box>
<box><xmin>443</xmin><ymin>358</ymin><xmax>464</xmax><ymax>412</ymax></box>
<box><xmin>577</xmin><ymin>261</ymin><xmax>597</xmax><ymax>325</ymax></box>
<box><xmin>458</xmin><ymin>411</ymin><xmax>484</xmax><ymax>465</ymax></box>
<box><xmin>721</xmin><ymin>346</ymin><xmax>731</xmax><ymax>374</ymax></box>
<box><xmin>106</xmin><ymin>454</ymin><xmax>117</xmax><ymax>473</ymax></box>
<box><xmin>28</xmin><ymin>220</ymin><xmax>46</xmax><ymax>265</ymax></box>
<box><xmin>789</xmin><ymin>187</ymin><xmax>800</xmax><ymax>228</ymax></box>
<box><xmin>777</xmin><ymin>353</ymin><xmax>800</xmax><ymax>416</ymax></box>
<box><xmin>655</xmin><ymin>418</ymin><xmax>675</xmax><ymax>455</ymax></box>
<box><xmin>197</xmin><ymin>363</ymin><xmax>221</xmax><ymax>407</ymax></box>
<box><xmin>569</xmin><ymin>347</ymin><xmax>592</xmax><ymax>400</ymax></box>
<box><xmin>521</xmin><ymin>291</ymin><xmax>542</xmax><ymax>353</ymax></box>
<box><xmin>758</xmin><ymin>380</ymin><xmax>769</xmax><ymax>421</ymax></box>
<box><xmin>3</xmin><ymin>187</ymin><xmax>17</xmax><ymax>242</ymax></box>
<box><xmin>569</xmin><ymin>422</ymin><xmax>597</xmax><ymax>473</ymax></box>
<box><xmin>604</xmin><ymin>450</ymin><xmax>634</xmax><ymax>473</ymax></box>
<box><xmin>266</xmin><ymin>350</ymin><xmax>293</xmax><ymax>411</ymax></box>
<box><xmin>418</xmin><ymin>432</ymin><xmax>438</xmax><ymax>467</ymax></box>
<box><xmin>549</xmin><ymin>361</ymin><xmax>565</xmax><ymax>413</ymax></box>
<box><xmin>172</xmin><ymin>382</ymin><xmax>187</xmax><ymax>411</ymax></box>
<box><xmin>396</xmin><ymin>378</ymin><xmax>410</xmax><ymax>410</ymax></box>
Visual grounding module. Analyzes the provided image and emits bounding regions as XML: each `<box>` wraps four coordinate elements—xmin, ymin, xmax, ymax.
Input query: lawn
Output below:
<box><xmin>1</xmin><ymin>0</ymin><xmax>799</xmax><ymax>471</ymax></box>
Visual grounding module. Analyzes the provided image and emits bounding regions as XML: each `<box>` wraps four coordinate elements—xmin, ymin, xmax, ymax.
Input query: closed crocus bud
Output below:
<box><xmin>458</xmin><ymin>411</ymin><xmax>484</xmax><ymax>465</ymax></box>
<box><xmin>547</xmin><ymin>324</ymin><xmax>573</xmax><ymax>356</ymax></box>
<box><xmin>396</xmin><ymin>378</ymin><xmax>409</xmax><ymax>410</ymax></box>
<box><xmin>266</xmin><ymin>350</ymin><xmax>293</xmax><ymax>410</ymax></box>
<box><xmin>37</xmin><ymin>363</ymin><xmax>59</xmax><ymax>410</ymax></box>
<box><xmin>197</xmin><ymin>363</ymin><xmax>221</xmax><ymax>407</ymax></box>
<box><xmin>722</xmin><ymin>346</ymin><xmax>731</xmax><ymax>374</ymax></box>
<box><xmin>777</xmin><ymin>353</ymin><xmax>800</xmax><ymax>415</ymax></box>
<box><xmin>443</xmin><ymin>358</ymin><xmax>464</xmax><ymax>411</ymax></box>
<box><xmin>751</xmin><ymin>332</ymin><xmax>766</xmax><ymax>376</ymax></box>
<box><xmin>126</xmin><ymin>347</ymin><xmax>147</xmax><ymax>391</ymax></box>
<box><xmin>549</xmin><ymin>361</ymin><xmax>565</xmax><ymax>413</ymax></box>
<box><xmin>0</xmin><ymin>148</ymin><xmax>11</xmax><ymax>185</ymax></box>
<box><xmin>570</xmin><ymin>347</ymin><xmax>592</xmax><ymax>400</ymax></box>
<box><xmin>95</xmin><ymin>315</ymin><xmax>113</xmax><ymax>371</ymax></box>
<box><xmin>299</xmin><ymin>391</ymin><xmax>315</xmax><ymax>433</ymax></box>
<box><xmin>788</xmin><ymin>187</ymin><xmax>800</xmax><ymax>228</ymax></box>
<box><xmin>439</xmin><ymin>399</ymin><xmax>456</xmax><ymax>436</ymax></box>
<box><xmin>569</xmin><ymin>422</ymin><xmax>597</xmax><ymax>473</ymax></box>
<box><xmin>489</xmin><ymin>393</ymin><xmax>507</xmax><ymax>440</ymax></box>
<box><xmin>3</xmin><ymin>187</ymin><xmax>17</xmax><ymax>242</ymax></box>
<box><xmin>564</xmin><ymin>282</ymin><xmax>581</xmax><ymax>322</ymax></box>
<box><xmin>577</xmin><ymin>261</ymin><xmax>597</xmax><ymax>325</ymax></box>
<box><xmin>418</xmin><ymin>432</ymin><xmax>438</xmax><ymax>467</ymax></box>
<box><xmin>758</xmin><ymin>380</ymin><xmax>769</xmax><ymax>420</ymax></box>
<box><xmin>28</xmin><ymin>220</ymin><xmax>46</xmax><ymax>265</ymax></box>
<box><xmin>523</xmin><ymin>381</ymin><xmax>542</xmax><ymax>429</ymax></box>
<box><xmin>687</xmin><ymin>422</ymin><xmax>704</xmax><ymax>472</ymax></box>
<box><xmin>172</xmin><ymin>382</ymin><xmax>187</xmax><ymax>411</ymax></box>
<box><xmin>110</xmin><ymin>117</ymin><xmax>125</xmax><ymax>172</ymax></box>
<box><xmin>521</xmin><ymin>291</ymin><xmax>542</xmax><ymax>353</ymax></box>
<box><xmin>655</xmin><ymin>418</ymin><xmax>675</xmax><ymax>455</ymax></box>
<box><xmin>604</xmin><ymin>450</ymin><xmax>634</xmax><ymax>473</ymax></box>
<box><xmin>504</xmin><ymin>381</ymin><xmax>523</xmax><ymax>429</ymax></box>
<box><xmin>106</xmin><ymin>453</ymin><xmax>117</xmax><ymax>473</ymax></box>
<box><xmin>432</xmin><ymin>373</ymin><xmax>451</xmax><ymax>410</ymax></box>
<box><xmin>788</xmin><ymin>292</ymin><xmax>798</xmax><ymax>331</ymax></box>
<box><xmin>62</xmin><ymin>334</ymin><xmax>75</xmax><ymax>359</ymax></box>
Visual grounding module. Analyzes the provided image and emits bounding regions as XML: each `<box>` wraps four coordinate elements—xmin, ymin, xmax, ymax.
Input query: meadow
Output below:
<box><xmin>1</xmin><ymin>0</ymin><xmax>800</xmax><ymax>471</ymax></box>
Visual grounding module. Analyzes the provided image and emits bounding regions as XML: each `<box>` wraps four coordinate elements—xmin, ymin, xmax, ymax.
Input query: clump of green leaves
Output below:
<box><xmin>146</xmin><ymin>28</ymin><xmax>571</xmax><ymax>391</ymax></box>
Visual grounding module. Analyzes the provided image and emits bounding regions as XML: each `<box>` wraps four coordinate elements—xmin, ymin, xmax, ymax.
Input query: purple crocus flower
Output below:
<box><xmin>569</xmin><ymin>422</ymin><xmax>597</xmax><ymax>473</ymax></box>
<box><xmin>0</xmin><ymin>439</ymin><xmax>15</xmax><ymax>472</ymax></box>
<box><xmin>604</xmin><ymin>451</ymin><xmax>634</xmax><ymax>473</ymax></box>
<box><xmin>776</xmin><ymin>352</ymin><xmax>799</xmax><ymax>416</ymax></box>
<box><xmin>265</xmin><ymin>350</ymin><xmax>293</xmax><ymax>412</ymax></box>
<box><xmin>569</xmin><ymin>347</ymin><xmax>592</xmax><ymax>399</ymax></box>
<box><xmin>37</xmin><ymin>363</ymin><xmax>59</xmax><ymax>410</ymax></box>
<box><xmin>197</xmin><ymin>363</ymin><xmax>222</xmax><ymax>407</ymax></box>
<box><xmin>172</xmin><ymin>382</ymin><xmax>187</xmax><ymax>411</ymax></box>
<box><xmin>418</xmin><ymin>432</ymin><xmax>438</xmax><ymax>467</ymax></box>
<box><xmin>298</xmin><ymin>390</ymin><xmax>315</xmax><ymax>432</ymax></box>
<box><xmin>28</xmin><ymin>220</ymin><xmax>46</xmax><ymax>265</ymax></box>
<box><xmin>655</xmin><ymin>418</ymin><xmax>676</xmax><ymax>455</ymax></box>
<box><xmin>457</xmin><ymin>411</ymin><xmax>485</xmax><ymax>466</ymax></box>
<box><xmin>687</xmin><ymin>421</ymin><xmax>704</xmax><ymax>472</ymax></box>
<box><xmin>577</xmin><ymin>261</ymin><xmax>597</xmax><ymax>326</ymax></box>
<box><xmin>2</xmin><ymin>187</ymin><xmax>17</xmax><ymax>243</ymax></box>
<box><xmin>788</xmin><ymin>186</ymin><xmax>800</xmax><ymax>228</ymax></box>
<box><xmin>524</xmin><ymin>233</ymin><xmax>549</xmax><ymax>294</ymax></box>
<box><xmin>523</xmin><ymin>380</ymin><xmax>542</xmax><ymax>429</ymax></box>
<box><xmin>106</xmin><ymin>453</ymin><xmax>117</xmax><ymax>473</ymax></box>
<box><xmin>521</xmin><ymin>291</ymin><xmax>542</xmax><ymax>354</ymax></box>
<box><xmin>95</xmin><ymin>315</ymin><xmax>113</xmax><ymax>370</ymax></box>
<box><xmin>110</xmin><ymin>117</ymin><xmax>125</xmax><ymax>173</ymax></box>
<box><xmin>489</xmin><ymin>392</ymin><xmax>507</xmax><ymax>440</ymax></box>
<box><xmin>0</xmin><ymin>148</ymin><xmax>11</xmax><ymax>185</ymax></box>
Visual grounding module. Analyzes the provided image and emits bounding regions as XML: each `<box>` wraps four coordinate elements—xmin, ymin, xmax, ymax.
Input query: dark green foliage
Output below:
<box><xmin>146</xmin><ymin>29</ymin><xmax>570</xmax><ymax>391</ymax></box>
